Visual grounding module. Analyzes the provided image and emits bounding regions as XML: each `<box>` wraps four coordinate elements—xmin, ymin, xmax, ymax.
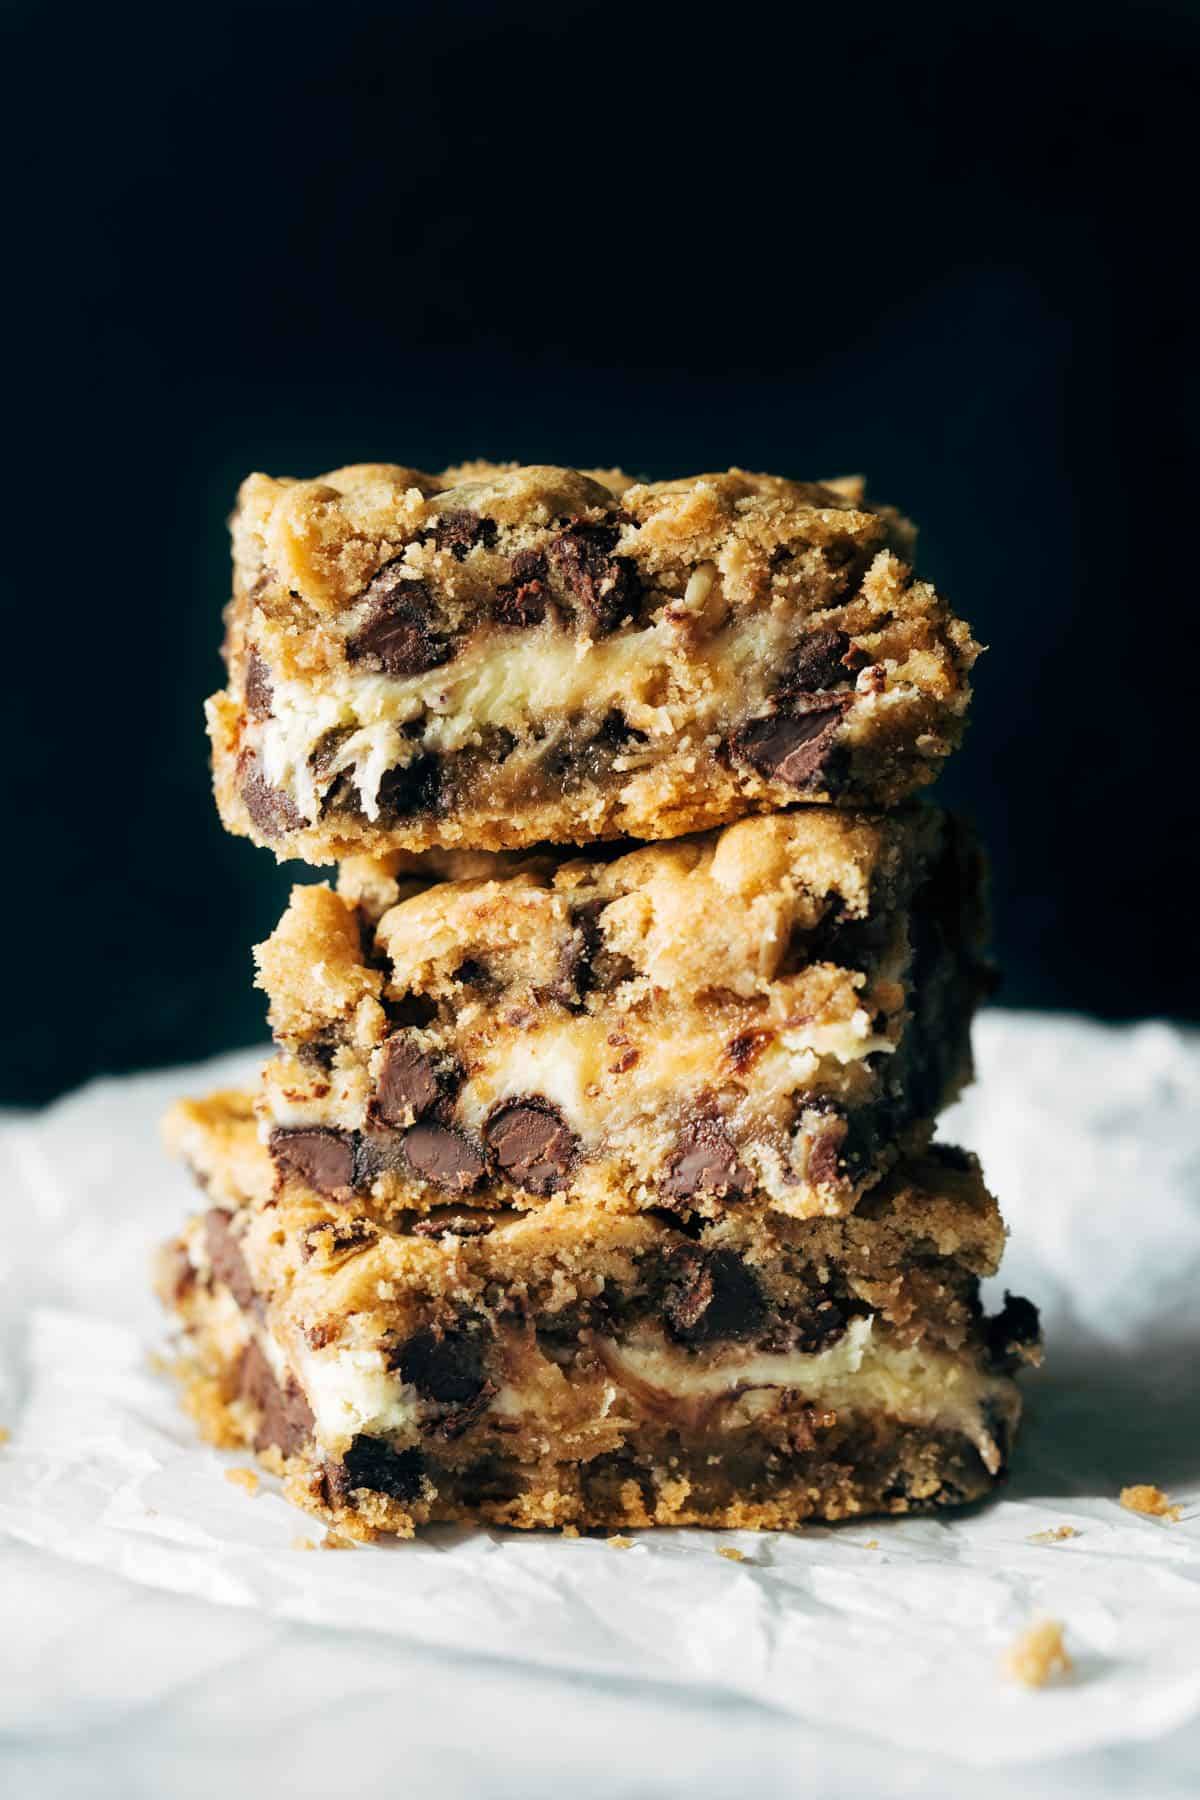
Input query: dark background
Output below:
<box><xmin>4</xmin><ymin>0</ymin><xmax>1197</xmax><ymax>1105</ymax></box>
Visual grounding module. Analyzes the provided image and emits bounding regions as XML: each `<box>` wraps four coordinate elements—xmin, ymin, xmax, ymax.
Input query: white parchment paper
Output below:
<box><xmin>1</xmin><ymin>1011</ymin><xmax>1198</xmax><ymax>1798</ymax></box>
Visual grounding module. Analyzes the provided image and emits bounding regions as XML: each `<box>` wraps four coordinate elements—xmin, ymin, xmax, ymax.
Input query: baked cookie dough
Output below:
<box><xmin>209</xmin><ymin>462</ymin><xmax>979</xmax><ymax>860</ymax></box>
<box><xmin>158</xmin><ymin>1088</ymin><xmax>1039</xmax><ymax>1538</ymax></box>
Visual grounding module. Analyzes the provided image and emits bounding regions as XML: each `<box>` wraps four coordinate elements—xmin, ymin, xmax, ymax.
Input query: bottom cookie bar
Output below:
<box><xmin>158</xmin><ymin>1090</ymin><xmax>1040</xmax><ymax>1537</ymax></box>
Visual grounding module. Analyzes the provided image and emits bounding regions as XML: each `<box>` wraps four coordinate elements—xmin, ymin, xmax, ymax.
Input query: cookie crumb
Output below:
<box><xmin>717</xmin><ymin>1546</ymin><xmax>745</xmax><ymax>1563</ymax></box>
<box><xmin>0</xmin><ymin>1426</ymin><xmax>11</xmax><ymax>1446</ymax></box>
<box><xmin>1002</xmin><ymin>1619</ymin><xmax>1072</xmax><ymax>1688</ymax></box>
<box><xmin>291</xmin><ymin>1535</ymin><xmax>317</xmax><ymax>1551</ymax></box>
<box><xmin>224</xmin><ymin>1466</ymin><xmax>260</xmax><ymax>1495</ymax></box>
<box><xmin>1121</xmin><ymin>1484</ymin><xmax>1182</xmax><ymax>1521</ymax></box>
<box><xmin>607</xmin><ymin>1536</ymin><xmax>634</xmax><ymax>1550</ymax></box>
<box><xmin>321</xmin><ymin>1530</ymin><xmax>357</xmax><ymax>1550</ymax></box>
<box><xmin>864</xmin><ymin>1538</ymin><xmax>880</xmax><ymax>1549</ymax></box>
<box><xmin>1028</xmin><ymin>1525</ymin><xmax>1080</xmax><ymax>1544</ymax></box>
<box><xmin>560</xmin><ymin>1524</ymin><xmax>580</xmax><ymax>1538</ymax></box>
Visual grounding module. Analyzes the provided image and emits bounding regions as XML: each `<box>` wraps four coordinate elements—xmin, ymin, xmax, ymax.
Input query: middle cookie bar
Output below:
<box><xmin>254</xmin><ymin>806</ymin><xmax>988</xmax><ymax>1222</ymax></box>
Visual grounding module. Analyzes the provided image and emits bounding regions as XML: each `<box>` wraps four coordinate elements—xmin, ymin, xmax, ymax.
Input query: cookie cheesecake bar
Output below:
<box><xmin>209</xmin><ymin>462</ymin><xmax>980</xmax><ymax>860</ymax></box>
<box><xmin>253</xmin><ymin>807</ymin><xmax>989</xmax><ymax>1223</ymax></box>
<box><xmin>159</xmin><ymin>1090</ymin><xmax>1039</xmax><ymax>1537</ymax></box>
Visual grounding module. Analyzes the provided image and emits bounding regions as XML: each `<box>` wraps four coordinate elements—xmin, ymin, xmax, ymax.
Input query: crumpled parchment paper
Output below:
<box><xmin>1</xmin><ymin>1012</ymin><xmax>1197</xmax><ymax>1789</ymax></box>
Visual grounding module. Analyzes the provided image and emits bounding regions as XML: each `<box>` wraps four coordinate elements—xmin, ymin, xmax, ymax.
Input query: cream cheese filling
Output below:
<box><xmin>255</xmin><ymin>610</ymin><xmax>793</xmax><ymax>824</ymax></box>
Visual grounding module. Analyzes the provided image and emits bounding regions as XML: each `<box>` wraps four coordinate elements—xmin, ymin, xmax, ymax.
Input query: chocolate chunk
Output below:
<box><xmin>484</xmin><ymin>1099</ymin><xmax>578</xmax><ymax>1195</ymax></box>
<box><xmin>805</xmin><ymin>1111</ymin><xmax>849</xmax><ymax>1189</ymax></box>
<box><xmin>494</xmin><ymin>549</ymin><xmax>549</xmax><ymax>627</ymax></box>
<box><xmin>239</xmin><ymin>751</ymin><xmax>305</xmax><ymax>838</ymax></box>
<box><xmin>546</xmin><ymin>523</ymin><xmax>640</xmax><ymax>634</ymax></box>
<box><xmin>395</xmin><ymin>1327</ymin><xmax>487</xmax><ymax>1406</ymax></box>
<box><xmin>270</xmin><ymin>1127</ymin><xmax>356</xmax><ymax>1197</ymax></box>
<box><xmin>432</xmin><ymin>508</ymin><xmax>498</xmax><ymax>561</ymax></box>
<box><xmin>766</xmin><ymin>1296</ymin><xmax>848</xmax><ymax>1355</ymax></box>
<box><xmin>243</xmin><ymin>651</ymin><xmax>274</xmax><ymax>720</ymax></box>
<box><xmin>203</xmin><ymin>1207</ymin><xmax>257</xmax><ymax>1311</ymax></box>
<box><xmin>411</xmin><ymin>1214</ymin><xmax>495</xmax><ymax>1239</ymax></box>
<box><xmin>730</xmin><ymin>700</ymin><xmax>848</xmax><ymax>791</ymax></box>
<box><xmin>238</xmin><ymin>1340</ymin><xmax>315</xmax><ymax>1457</ymax></box>
<box><xmin>663</xmin><ymin>1246</ymin><xmax>768</xmax><ymax>1345</ymax></box>
<box><xmin>664</xmin><ymin>1121</ymin><xmax>752</xmax><ymax>1204</ymax></box>
<box><xmin>333</xmin><ymin>1436</ymin><xmax>426</xmax><ymax>1503</ymax></box>
<box><xmin>376</xmin><ymin>753</ymin><xmax>442</xmax><ymax>820</ymax></box>
<box><xmin>402</xmin><ymin>1122</ymin><xmax>486</xmax><ymax>1192</ymax></box>
<box><xmin>302</xmin><ymin>1217</ymin><xmax>377</xmax><ymax>1265</ymax></box>
<box><xmin>783</xmin><ymin>627</ymin><xmax>852</xmax><ymax>693</ymax></box>
<box><xmin>985</xmin><ymin>1292</ymin><xmax>1042</xmax><ymax>1372</ymax></box>
<box><xmin>375</xmin><ymin>1035</ymin><xmax>441</xmax><ymax>1127</ymax></box>
<box><xmin>347</xmin><ymin>567</ymin><xmax>451</xmax><ymax>676</ymax></box>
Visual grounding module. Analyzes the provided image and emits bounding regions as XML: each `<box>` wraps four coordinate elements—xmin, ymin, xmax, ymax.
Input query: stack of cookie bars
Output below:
<box><xmin>158</xmin><ymin>463</ymin><xmax>1041</xmax><ymax>1539</ymax></box>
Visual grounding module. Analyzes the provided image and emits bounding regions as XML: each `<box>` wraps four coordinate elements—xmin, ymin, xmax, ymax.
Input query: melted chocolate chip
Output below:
<box><xmin>662</xmin><ymin>1246</ymin><xmax>769</xmax><ymax>1345</ymax></box>
<box><xmin>494</xmin><ymin>549</ymin><xmax>549</xmax><ymax>626</ymax></box>
<box><xmin>546</xmin><ymin>523</ymin><xmax>641</xmax><ymax>633</ymax></box>
<box><xmin>664</xmin><ymin>1121</ymin><xmax>752</xmax><ymax>1203</ymax></box>
<box><xmin>203</xmin><ymin>1208</ymin><xmax>257</xmax><ymax>1311</ymax></box>
<box><xmin>376</xmin><ymin>754</ymin><xmax>442</xmax><ymax>820</ymax></box>
<box><xmin>347</xmin><ymin>566</ymin><xmax>451</xmax><ymax>676</ymax></box>
<box><xmin>270</xmin><ymin>1127</ymin><xmax>356</xmax><ymax>1197</ymax></box>
<box><xmin>332</xmin><ymin>1437</ymin><xmax>426</xmax><ymax>1503</ymax></box>
<box><xmin>805</xmin><ymin>1110</ymin><xmax>849</xmax><ymax>1189</ymax></box>
<box><xmin>239</xmin><ymin>751</ymin><xmax>305</xmax><ymax>838</ymax></box>
<box><xmin>395</xmin><ymin>1328</ymin><xmax>487</xmax><ymax>1406</ymax></box>
<box><xmin>243</xmin><ymin>651</ymin><xmax>274</xmax><ymax>719</ymax></box>
<box><xmin>730</xmin><ymin>699</ymin><xmax>848</xmax><ymax>790</ymax></box>
<box><xmin>431</xmin><ymin>508</ymin><xmax>498</xmax><ymax>561</ymax></box>
<box><xmin>783</xmin><ymin>627</ymin><xmax>852</xmax><ymax>693</ymax></box>
<box><xmin>375</xmin><ymin>1035</ymin><xmax>441</xmax><ymax>1127</ymax></box>
<box><xmin>238</xmin><ymin>1341</ymin><xmax>315</xmax><ymax>1456</ymax></box>
<box><xmin>402</xmin><ymin>1122</ymin><xmax>486</xmax><ymax>1192</ymax></box>
<box><xmin>484</xmin><ymin>1099</ymin><xmax>578</xmax><ymax>1195</ymax></box>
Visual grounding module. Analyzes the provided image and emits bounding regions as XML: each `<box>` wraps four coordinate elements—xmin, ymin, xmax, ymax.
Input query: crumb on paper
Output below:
<box><xmin>224</xmin><ymin>1466</ymin><xmax>260</xmax><ymax>1496</ymax></box>
<box><xmin>1028</xmin><ymin>1525</ymin><xmax>1080</xmax><ymax>1544</ymax></box>
<box><xmin>1002</xmin><ymin>1619</ymin><xmax>1073</xmax><ymax>1688</ymax></box>
<box><xmin>146</xmin><ymin>1351</ymin><xmax>171</xmax><ymax>1377</ymax></box>
<box><xmin>716</xmin><ymin>1546</ymin><xmax>745</xmax><ymax>1563</ymax></box>
<box><xmin>321</xmin><ymin>1530</ymin><xmax>357</xmax><ymax>1551</ymax></box>
<box><xmin>1120</xmin><ymin>1483</ymin><xmax>1182</xmax><ymax>1522</ymax></box>
<box><xmin>0</xmin><ymin>1426</ymin><xmax>11</xmax><ymax>1446</ymax></box>
<box><xmin>864</xmin><ymin>1538</ymin><xmax>880</xmax><ymax>1549</ymax></box>
<box><xmin>607</xmin><ymin>1536</ymin><xmax>634</xmax><ymax>1550</ymax></box>
<box><xmin>291</xmin><ymin>1535</ymin><xmax>317</xmax><ymax>1551</ymax></box>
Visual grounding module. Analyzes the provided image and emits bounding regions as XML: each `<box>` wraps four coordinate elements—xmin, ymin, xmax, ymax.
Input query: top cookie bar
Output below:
<box><xmin>209</xmin><ymin>462</ymin><xmax>979</xmax><ymax>860</ymax></box>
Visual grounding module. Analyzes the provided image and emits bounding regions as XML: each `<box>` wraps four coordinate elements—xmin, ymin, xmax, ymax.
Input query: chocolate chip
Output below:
<box><xmin>783</xmin><ymin>627</ymin><xmax>852</xmax><ymax>693</ymax></box>
<box><xmin>270</xmin><ymin>1127</ymin><xmax>356</xmax><ymax>1197</ymax></box>
<box><xmin>805</xmin><ymin>1111</ymin><xmax>849</xmax><ymax>1188</ymax></box>
<box><xmin>664</xmin><ymin>1121</ymin><xmax>752</xmax><ymax>1204</ymax></box>
<box><xmin>546</xmin><ymin>523</ymin><xmax>640</xmax><ymax>634</ymax></box>
<box><xmin>662</xmin><ymin>1246</ymin><xmax>768</xmax><ymax>1345</ymax></box>
<box><xmin>244</xmin><ymin>651</ymin><xmax>274</xmax><ymax>719</ymax></box>
<box><xmin>985</xmin><ymin>1292</ymin><xmax>1042</xmax><ymax>1372</ymax></box>
<box><xmin>347</xmin><ymin>567</ymin><xmax>451</xmax><ymax>676</ymax></box>
<box><xmin>484</xmin><ymin>1099</ymin><xmax>578</xmax><ymax>1195</ymax></box>
<box><xmin>332</xmin><ymin>1437</ymin><xmax>426</xmax><ymax>1503</ymax></box>
<box><xmin>375</xmin><ymin>1035</ymin><xmax>441</xmax><ymax>1127</ymax></box>
<box><xmin>395</xmin><ymin>1328</ymin><xmax>487</xmax><ymax>1405</ymax></box>
<box><xmin>376</xmin><ymin>754</ymin><xmax>442</xmax><ymax>820</ymax></box>
<box><xmin>238</xmin><ymin>1340</ymin><xmax>315</xmax><ymax>1457</ymax></box>
<box><xmin>411</xmin><ymin>1214</ymin><xmax>495</xmax><ymax>1239</ymax></box>
<box><xmin>431</xmin><ymin>508</ymin><xmax>498</xmax><ymax>561</ymax></box>
<box><xmin>730</xmin><ymin>699</ymin><xmax>848</xmax><ymax>790</ymax></box>
<box><xmin>494</xmin><ymin>549</ymin><xmax>549</xmax><ymax>626</ymax></box>
<box><xmin>203</xmin><ymin>1207</ymin><xmax>257</xmax><ymax>1311</ymax></box>
<box><xmin>402</xmin><ymin>1122</ymin><xmax>486</xmax><ymax>1192</ymax></box>
<box><xmin>239</xmin><ymin>751</ymin><xmax>305</xmax><ymax>837</ymax></box>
